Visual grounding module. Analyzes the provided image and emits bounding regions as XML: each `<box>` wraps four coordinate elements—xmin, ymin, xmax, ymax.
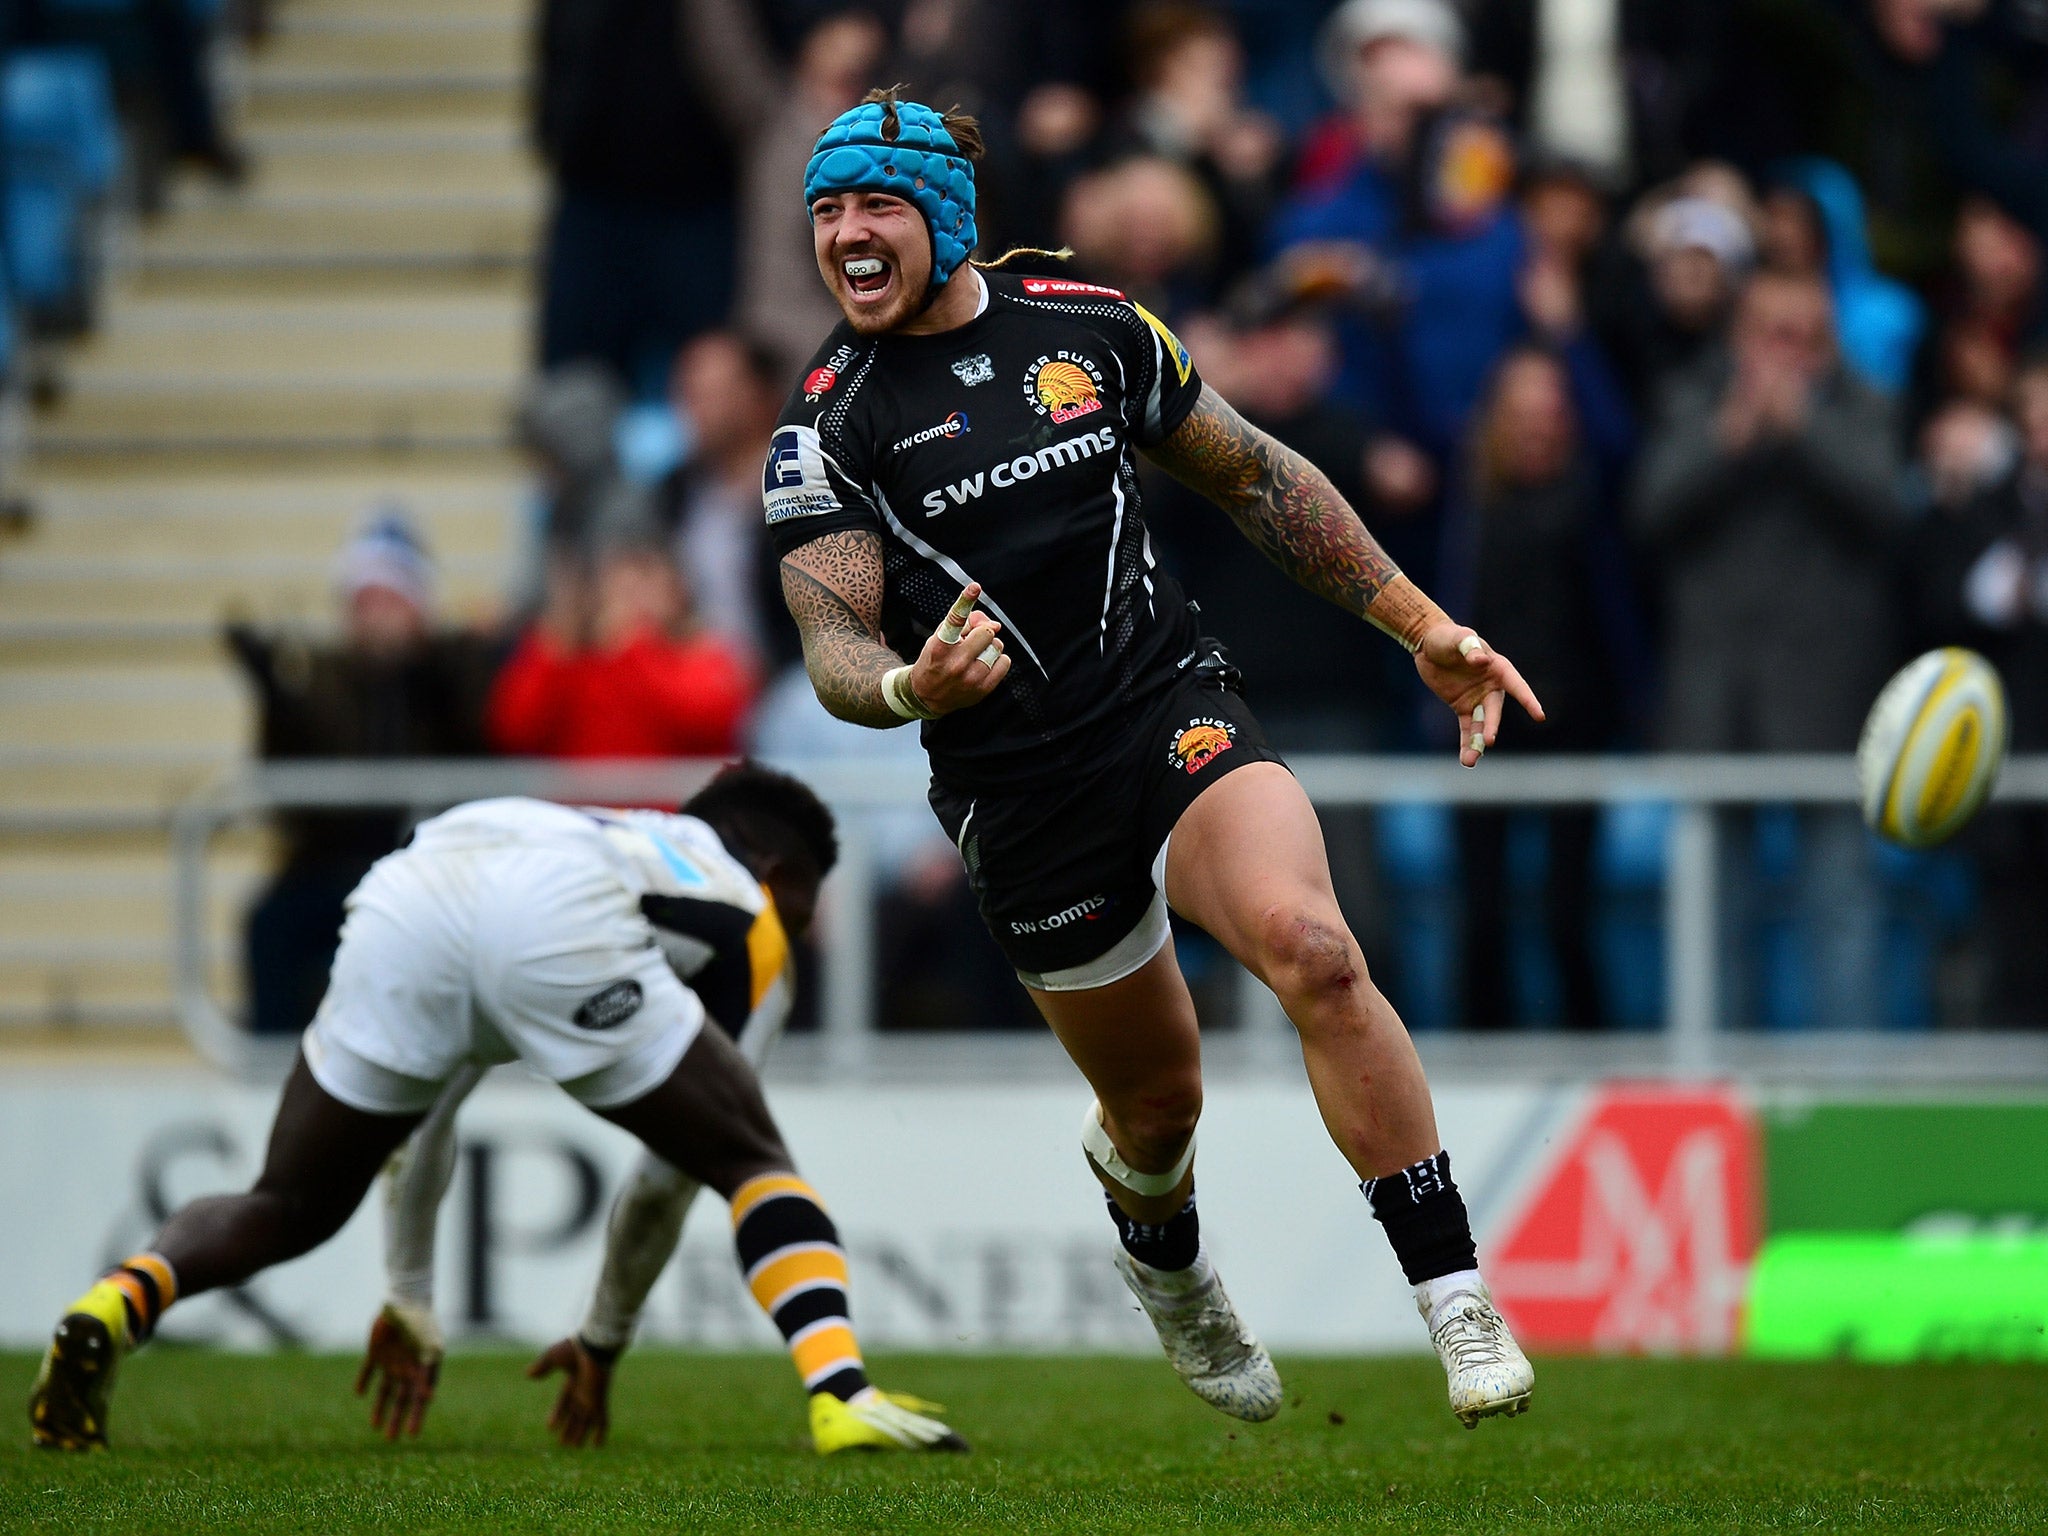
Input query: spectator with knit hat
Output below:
<box><xmin>227</xmin><ymin>511</ymin><xmax>497</xmax><ymax>1035</ymax></box>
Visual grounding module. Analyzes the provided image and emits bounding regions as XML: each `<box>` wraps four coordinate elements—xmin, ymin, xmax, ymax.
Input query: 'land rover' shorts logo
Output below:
<box><xmin>573</xmin><ymin>979</ymin><xmax>644</xmax><ymax>1031</ymax></box>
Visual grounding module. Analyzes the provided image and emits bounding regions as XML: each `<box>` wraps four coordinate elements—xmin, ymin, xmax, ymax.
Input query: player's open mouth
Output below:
<box><xmin>842</xmin><ymin>256</ymin><xmax>893</xmax><ymax>300</ymax></box>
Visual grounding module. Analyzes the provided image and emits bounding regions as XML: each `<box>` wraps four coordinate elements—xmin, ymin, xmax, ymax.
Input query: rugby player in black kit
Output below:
<box><xmin>772</xmin><ymin>91</ymin><xmax>1540</xmax><ymax>1427</ymax></box>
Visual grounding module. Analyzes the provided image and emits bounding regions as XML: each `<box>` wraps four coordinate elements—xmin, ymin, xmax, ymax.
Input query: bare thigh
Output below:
<box><xmin>1163</xmin><ymin>762</ymin><xmax>1346</xmax><ymax>963</ymax></box>
<box><xmin>1165</xmin><ymin>761</ymin><xmax>1439</xmax><ymax>1177</ymax></box>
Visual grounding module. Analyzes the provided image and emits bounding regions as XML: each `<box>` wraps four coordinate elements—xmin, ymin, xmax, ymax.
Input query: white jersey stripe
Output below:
<box><xmin>873</xmin><ymin>485</ymin><xmax>1051</xmax><ymax>677</ymax></box>
<box><xmin>1099</xmin><ymin>463</ymin><xmax>1128</xmax><ymax>652</ymax></box>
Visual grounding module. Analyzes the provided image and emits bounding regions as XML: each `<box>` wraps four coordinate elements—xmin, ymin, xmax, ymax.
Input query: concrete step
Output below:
<box><xmin>0</xmin><ymin>755</ymin><xmax>236</xmax><ymax>813</ymax></box>
<box><xmin>190</xmin><ymin>136</ymin><xmax>537</xmax><ymax>200</ymax></box>
<box><xmin>241</xmin><ymin>84</ymin><xmax>522</xmax><ymax>128</ymax></box>
<box><xmin>0</xmin><ymin>829</ymin><xmax>273</xmax><ymax>1027</ymax></box>
<box><xmin>122</xmin><ymin>265</ymin><xmax>532</xmax><ymax>304</ymax></box>
<box><xmin>0</xmin><ymin>557</ymin><xmax>516</xmax><ymax>625</ymax></box>
<box><xmin>258</xmin><ymin>20</ymin><xmax>521</xmax><ymax>74</ymax></box>
<box><xmin>0</xmin><ymin>850</ymin><xmax>258</xmax><ymax>946</ymax></box>
<box><xmin>0</xmin><ymin>664</ymin><xmax>252</xmax><ymax>751</ymax></box>
<box><xmin>0</xmin><ymin>621</ymin><xmax>226</xmax><ymax>668</ymax></box>
<box><xmin>0</xmin><ymin>961</ymin><xmax>207</xmax><ymax>1027</ymax></box>
<box><xmin>56</xmin><ymin>295</ymin><xmax>526</xmax><ymax>381</ymax></box>
<box><xmin>21</xmin><ymin>465</ymin><xmax>526</xmax><ymax>561</ymax></box>
<box><xmin>285</xmin><ymin>0</ymin><xmax>523</xmax><ymax>20</ymax></box>
<box><xmin>29</xmin><ymin>382</ymin><xmax>517</xmax><ymax>456</ymax></box>
<box><xmin>134</xmin><ymin>200</ymin><xmax>537</xmax><ymax>272</ymax></box>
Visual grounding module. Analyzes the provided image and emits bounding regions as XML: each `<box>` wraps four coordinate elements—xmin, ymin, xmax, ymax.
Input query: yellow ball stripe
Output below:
<box><xmin>1915</xmin><ymin>707</ymin><xmax>1982</xmax><ymax>831</ymax></box>
<box><xmin>1881</xmin><ymin>649</ymin><xmax>1966</xmax><ymax>841</ymax></box>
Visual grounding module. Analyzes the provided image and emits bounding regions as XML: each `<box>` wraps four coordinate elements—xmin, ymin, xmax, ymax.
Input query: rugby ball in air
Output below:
<box><xmin>1856</xmin><ymin>647</ymin><xmax>2008</xmax><ymax>848</ymax></box>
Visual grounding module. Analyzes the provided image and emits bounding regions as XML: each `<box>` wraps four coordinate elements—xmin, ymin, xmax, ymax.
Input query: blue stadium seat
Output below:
<box><xmin>5</xmin><ymin>48</ymin><xmax>122</xmax><ymax>199</ymax></box>
<box><xmin>3</xmin><ymin>48</ymin><xmax>122</xmax><ymax>329</ymax></box>
<box><xmin>0</xmin><ymin>266</ymin><xmax>17</xmax><ymax>383</ymax></box>
<box><xmin>4</xmin><ymin>179</ymin><xmax>81</xmax><ymax>310</ymax></box>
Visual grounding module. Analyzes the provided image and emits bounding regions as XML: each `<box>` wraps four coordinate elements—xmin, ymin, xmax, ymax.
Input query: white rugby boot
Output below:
<box><xmin>1418</xmin><ymin>1276</ymin><xmax>1534</xmax><ymax>1427</ymax></box>
<box><xmin>1114</xmin><ymin>1247</ymin><xmax>1283</xmax><ymax>1422</ymax></box>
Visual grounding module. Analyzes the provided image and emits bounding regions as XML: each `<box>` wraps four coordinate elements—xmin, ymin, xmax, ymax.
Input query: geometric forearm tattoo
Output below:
<box><xmin>1146</xmin><ymin>384</ymin><xmax>1432</xmax><ymax>644</ymax></box>
<box><xmin>778</xmin><ymin>528</ymin><xmax>910</xmax><ymax>729</ymax></box>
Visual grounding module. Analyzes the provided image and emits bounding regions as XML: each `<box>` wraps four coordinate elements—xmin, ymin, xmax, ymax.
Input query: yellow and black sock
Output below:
<box><xmin>731</xmin><ymin>1175</ymin><xmax>870</xmax><ymax>1402</ymax></box>
<box><xmin>73</xmin><ymin>1252</ymin><xmax>178</xmax><ymax>1347</ymax></box>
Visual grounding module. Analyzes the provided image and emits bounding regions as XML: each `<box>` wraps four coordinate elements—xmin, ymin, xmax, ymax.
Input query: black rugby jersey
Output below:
<box><xmin>763</xmin><ymin>271</ymin><xmax>1206</xmax><ymax>789</ymax></box>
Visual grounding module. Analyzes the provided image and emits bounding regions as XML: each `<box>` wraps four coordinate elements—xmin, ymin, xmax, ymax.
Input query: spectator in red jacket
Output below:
<box><xmin>488</xmin><ymin>532</ymin><xmax>756</xmax><ymax>757</ymax></box>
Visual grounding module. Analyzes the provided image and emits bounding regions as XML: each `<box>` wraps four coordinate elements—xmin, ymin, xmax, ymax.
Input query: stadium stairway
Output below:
<box><xmin>0</xmin><ymin>0</ymin><xmax>534</xmax><ymax>1033</ymax></box>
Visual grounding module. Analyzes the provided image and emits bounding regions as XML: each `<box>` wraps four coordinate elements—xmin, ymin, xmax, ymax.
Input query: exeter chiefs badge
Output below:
<box><xmin>951</xmin><ymin>352</ymin><xmax>994</xmax><ymax>387</ymax></box>
<box><xmin>1168</xmin><ymin>717</ymin><xmax>1237</xmax><ymax>775</ymax></box>
<box><xmin>1024</xmin><ymin>351</ymin><xmax>1106</xmax><ymax>424</ymax></box>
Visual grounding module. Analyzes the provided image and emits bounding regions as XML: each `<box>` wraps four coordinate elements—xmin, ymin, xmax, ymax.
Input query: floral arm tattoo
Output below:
<box><xmin>1145</xmin><ymin>384</ymin><xmax>1445</xmax><ymax>649</ymax></box>
<box><xmin>779</xmin><ymin>529</ymin><xmax>909</xmax><ymax>729</ymax></box>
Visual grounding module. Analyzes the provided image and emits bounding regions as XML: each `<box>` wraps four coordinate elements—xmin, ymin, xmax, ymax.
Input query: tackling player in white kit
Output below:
<box><xmin>30</xmin><ymin>764</ymin><xmax>965</xmax><ymax>1457</ymax></box>
<box><xmin>354</xmin><ymin>776</ymin><xmax>807</xmax><ymax>1446</ymax></box>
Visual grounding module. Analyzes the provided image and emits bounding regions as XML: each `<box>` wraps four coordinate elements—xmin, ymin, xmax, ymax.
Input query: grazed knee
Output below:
<box><xmin>1254</xmin><ymin>904</ymin><xmax>1367</xmax><ymax>1008</ymax></box>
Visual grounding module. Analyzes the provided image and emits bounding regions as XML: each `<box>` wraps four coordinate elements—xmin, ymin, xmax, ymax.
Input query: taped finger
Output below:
<box><xmin>1458</xmin><ymin>633</ymin><xmax>1484</xmax><ymax>659</ymax></box>
<box><xmin>937</xmin><ymin>586</ymin><xmax>979</xmax><ymax>644</ymax></box>
<box><xmin>977</xmin><ymin>641</ymin><xmax>1001</xmax><ymax>667</ymax></box>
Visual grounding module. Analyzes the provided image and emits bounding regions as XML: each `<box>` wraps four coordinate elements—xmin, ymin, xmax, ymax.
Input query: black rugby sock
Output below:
<box><xmin>1106</xmin><ymin>1190</ymin><xmax>1201</xmax><ymax>1272</ymax></box>
<box><xmin>1362</xmin><ymin>1150</ymin><xmax>1478</xmax><ymax>1285</ymax></box>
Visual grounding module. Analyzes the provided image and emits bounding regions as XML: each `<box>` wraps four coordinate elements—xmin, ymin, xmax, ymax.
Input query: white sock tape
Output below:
<box><xmin>1082</xmin><ymin>1100</ymin><xmax>1194</xmax><ymax>1198</ymax></box>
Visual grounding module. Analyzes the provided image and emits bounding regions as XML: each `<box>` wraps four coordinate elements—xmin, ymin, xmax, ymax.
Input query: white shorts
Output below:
<box><xmin>304</xmin><ymin>839</ymin><xmax>703</xmax><ymax>1117</ymax></box>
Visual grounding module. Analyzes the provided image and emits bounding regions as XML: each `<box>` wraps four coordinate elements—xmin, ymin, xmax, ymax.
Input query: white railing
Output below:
<box><xmin>145</xmin><ymin>754</ymin><xmax>2048</xmax><ymax>1085</ymax></box>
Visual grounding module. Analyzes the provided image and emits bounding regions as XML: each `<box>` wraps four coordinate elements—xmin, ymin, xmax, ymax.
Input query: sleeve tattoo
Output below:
<box><xmin>1145</xmin><ymin>384</ymin><xmax>1442</xmax><ymax>648</ymax></box>
<box><xmin>779</xmin><ymin>529</ymin><xmax>910</xmax><ymax>729</ymax></box>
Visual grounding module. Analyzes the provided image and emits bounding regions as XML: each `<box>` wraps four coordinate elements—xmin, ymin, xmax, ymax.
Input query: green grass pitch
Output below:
<box><xmin>2</xmin><ymin>1350</ymin><xmax>2043</xmax><ymax>1533</ymax></box>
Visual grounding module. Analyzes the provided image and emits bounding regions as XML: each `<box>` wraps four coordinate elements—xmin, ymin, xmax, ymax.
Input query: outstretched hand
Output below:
<box><xmin>355</xmin><ymin>1304</ymin><xmax>443</xmax><ymax>1441</ymax></box>
<box><xmin>1413</xmin><ymin>622</ymin><xmax>1545</xmax><ymax>767</ymax></box>
<box><xmin>907</xmin><ymin>582</ymin><xmax>1013</xmax><ymax>716</ymax></box>
<box><xmin>526</xmin><ymin>1337</ymin><xmax>614</xmax><ymax>1448</ymax></box>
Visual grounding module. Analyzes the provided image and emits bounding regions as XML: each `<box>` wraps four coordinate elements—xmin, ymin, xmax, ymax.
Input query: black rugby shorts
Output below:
<box><xmin>928</xmin><ymin>666</ymin><xmax>1283</xmax><ymax>990</ymax></box>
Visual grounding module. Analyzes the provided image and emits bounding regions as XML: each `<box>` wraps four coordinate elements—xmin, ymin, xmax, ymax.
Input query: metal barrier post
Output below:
<box><xmin>820</xmin><ymin>809</ymin><xmax>877</xmax><ymax>1075</ymax></box>
<box><xmin>1665</xmin><ymin>802</ymin><xmax>1719</xmax><ymax>1073</ymax></box>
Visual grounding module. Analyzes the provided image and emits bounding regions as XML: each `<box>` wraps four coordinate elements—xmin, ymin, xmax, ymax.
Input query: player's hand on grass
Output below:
<box><xmin>527</xmin><ymin>1336</ymin><xmax>614</xmax><ymax>1448</ymax></box>
<box><xmin>355</xmin><ymin>1303</ymin><xmax>444</xmax><ymax>1441</ymax></box>
<box><xmin>1413</xmin><ymin>622</ymin><xmax>1545</xmax><ymax>768</ymax></box>
<box><xmin>907</xmin><ymin>582</ymin><xmax>1012</xmax><ymax>716</ymax></box>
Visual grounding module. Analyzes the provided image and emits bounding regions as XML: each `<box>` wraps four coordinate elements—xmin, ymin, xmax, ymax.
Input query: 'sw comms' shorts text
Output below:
<box><xmin>929</xmin><ymin>669</ymin><xmax>1283</xmax><ymax>992</ymax></box>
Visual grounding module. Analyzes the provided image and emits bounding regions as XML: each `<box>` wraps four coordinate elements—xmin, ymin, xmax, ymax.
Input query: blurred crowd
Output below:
<box><xmin>231</xmin><ymin>0</ymin><xmax>2048</xmax><ymax>1036</ymax></box>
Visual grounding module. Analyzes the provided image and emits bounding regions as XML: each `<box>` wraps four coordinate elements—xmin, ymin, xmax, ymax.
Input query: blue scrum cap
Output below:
<box><xmin>803</xmin><ymin>98</ymin><xmax>978</xmax><ymax>288</ymax></box>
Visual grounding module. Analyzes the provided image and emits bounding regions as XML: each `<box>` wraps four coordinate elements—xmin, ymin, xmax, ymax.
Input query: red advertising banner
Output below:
<box><xmin>1487</xmin><ymin>1085</ymin><xmax>1760</xmax><ymax>1354</ymax></box>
